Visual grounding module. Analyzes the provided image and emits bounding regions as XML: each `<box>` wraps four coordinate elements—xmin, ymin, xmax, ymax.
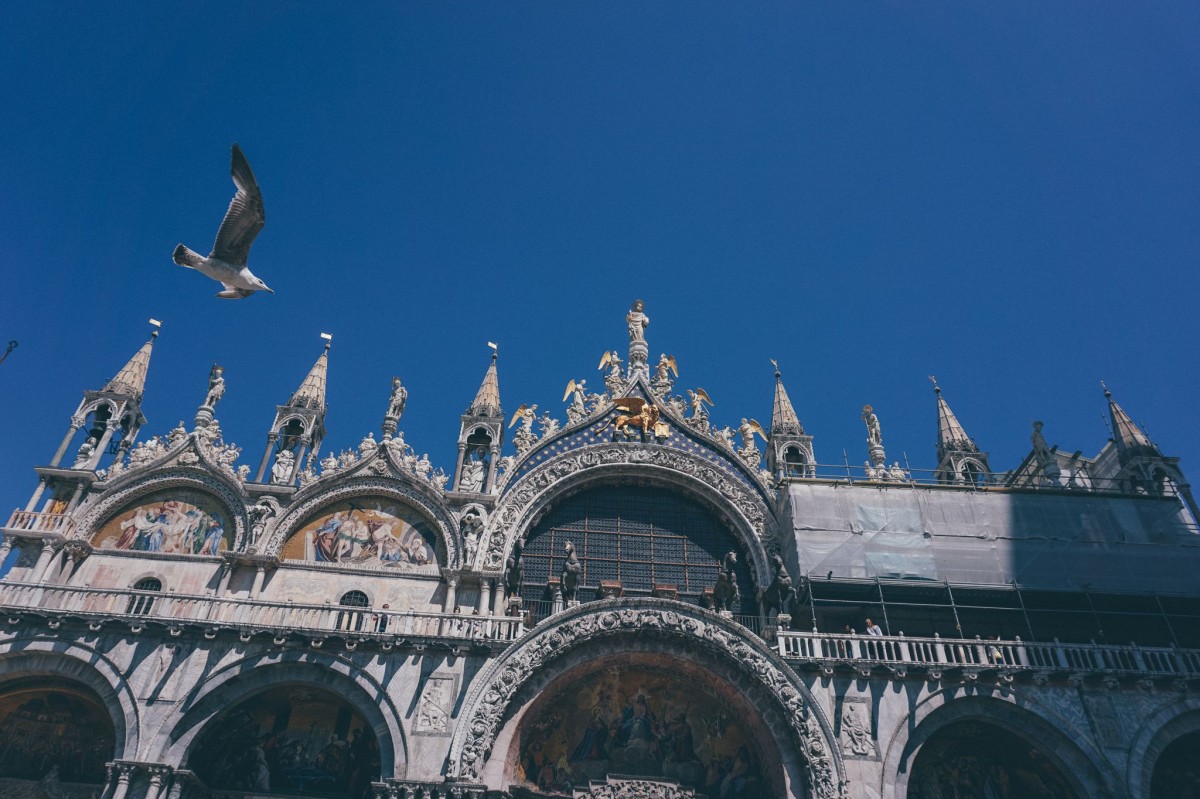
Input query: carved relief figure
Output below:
<box><xmin>271</xmin><ymin>449</ymin><xmax>295</xmax><ymax>484</ymax></box>
<box><xmin>416</xmin><ymin>678</ymin><xmax>451</xmax><ymax>734</ymax></box>
<box><xmin>839</xmin><ymin>702</ymin><xmax>876</xmax><ymax>757</ymax></box>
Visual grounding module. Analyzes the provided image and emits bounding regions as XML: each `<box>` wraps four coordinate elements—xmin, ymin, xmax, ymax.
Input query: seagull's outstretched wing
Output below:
<box><xmin>216</xmin><ymin>283</ymin><xmax>254</xmax><ymax>300</ymax></box>
<box><xmin>211</xmin><ymin>144</ymin><xmax>265</xmax><ymax>266</ymax></box>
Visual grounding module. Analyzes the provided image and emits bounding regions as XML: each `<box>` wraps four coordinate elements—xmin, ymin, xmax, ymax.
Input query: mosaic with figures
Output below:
<box><xmin>282</xmin><ymin>499</ymin><xmax>438</xmax><ymax>569</ymax></box>
<box><xmin>0</xmin><ymin>682</ymin><xmax>115</xmax><ymax>784</ymax></box>
<box><xmin>190</xmin><ymin>685</ymin><xmax>380</xmax><ymax>798</ymax></box>
<box><xmin>92</xmin><ymin>490</ymin><xmax>231</xmax><ymax>555</ymax></box>
<box><xmin>517</xmin><ymin>665</ymin><xmax>764</xmax><ymax>797</ymax></box>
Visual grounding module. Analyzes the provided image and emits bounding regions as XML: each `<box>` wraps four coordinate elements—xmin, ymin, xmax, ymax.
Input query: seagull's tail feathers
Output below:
<box><xmin>172</xmin><ymin>244</ymin><xmax>204</xmax><ymax>269</ymax></box>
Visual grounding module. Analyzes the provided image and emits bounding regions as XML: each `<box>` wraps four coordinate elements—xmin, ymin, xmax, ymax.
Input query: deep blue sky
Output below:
<box><xmin>2</xmin><ymin>4</ymin><xmax>1198</xmax><ymax>501</ymax></box>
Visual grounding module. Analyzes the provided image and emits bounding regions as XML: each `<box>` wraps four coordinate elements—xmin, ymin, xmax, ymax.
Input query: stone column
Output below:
<box><xmin>491</xmin><ymin>580</ymin><xmax>505</xmax><ymax>616</ymax></box>
<box><xmin>146</xmin><ymin>766</ymin><xmax>171</xmax><ymax>799</ymax></box>
<box><xmin>251</xmin><ymin>564</ymin><xmax>268</xmax><ymax>598</ymax></box>
<box><xmin>31</xmin><ymin>540</ymin><xmax>57</xmax><ymax>582</ymax></box>
<box><xmin>441</xmin><ymin>573</ymin><xmax>459</xmax><ymax>636</ymax></box>
<box><xmin>452</xmin><ymin>442</ymin><xmax>467</xmax><ymax>492</ymax></box>
<box><xmin>484</xmin><ymin>446</ymin><xmax>500</xmax><ymax>493</ymax></box>
<box><xmin>478</xmin><ymin>579</ymin><xmax>492</xmax><ymax>615</ymax></box>
<box><xmin>110</xmin><ymin>764</ymin><xmax>135</xmax><ymax>799</ymax></box>
<box><xmin>90</xmin><ymin>421</ymin><xmax>121</xmax><ymax>470</ymax></box>
<box><xmin>290</xmin><ymin>436</ymin><xmax>311</xmax><ymax>485</ymax></box>
<box><xmin>24</xmin><ymin>479</ymin><xmax>48</xmax><ymax>512</ymax></box>
<box><xmin>0</xmin><ymin>537</ymin><xmax>12</xmax><ymax>573</ymax></box>
<box><xmin>50</xmin><ymin>421</ymin><xmax>84</xmax><ymax>468</ymax></box>
<box><xmin>254</xmin><ymin>433</ymin><xmax>278</xmax><ymax>483</ymax></box>
<box><xmin>64</xmin><ymin>481</ymin><xmax>87</xmax><ymax>513</ymax></box>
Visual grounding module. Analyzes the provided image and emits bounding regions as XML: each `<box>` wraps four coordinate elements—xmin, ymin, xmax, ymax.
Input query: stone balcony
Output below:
<box><xmin>2</xmin><ymin>579</ymin><xmax>1199</xmax><ymax>684</ymax></box>
<box><xmin>0</xmin><ymin>581</ymin><xmax>523</xmax><ymax>648</ymax></box>
<box><xmin>1</xmin><ymin>509</ymin><xmax>77</xmax><ymax>540</ymax></box>
<box><xmin>777</xmin><ymin>629</ymin><xmax>1200</xmax><ymax>681</ymax></box>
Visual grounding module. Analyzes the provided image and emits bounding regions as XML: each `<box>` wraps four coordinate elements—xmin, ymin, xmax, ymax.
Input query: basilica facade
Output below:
<box><xmin>2</xmin><ymin>303</ymin><xmax>1199</xmax><ymax>799</ymax></box>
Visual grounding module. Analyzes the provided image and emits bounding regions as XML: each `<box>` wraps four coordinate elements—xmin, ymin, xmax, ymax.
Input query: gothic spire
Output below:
<box><xmin>469</xmin><ymin>349</ymin><xmax>502</xmax><ymax>417</ymax></box>
<box><xmin>288</xmin><ymin>338</ymin><xmax>330</xmax><ymax>410</ymax></box>
<box><xmin>1103</xmin><ymin>382</ymin><xmax>1158</xmax><ymax>459</ymax></box>
<box><xmin>102</xmin><ymin>322</ymin><xmax>160</xmax><ymax>399</ymax></box>
<box><xmin>932</xmin><ymin>377</ymin><xmax>975</xmax><ymax>460</ymax></box>
<box><xmin>770</xmin><ymin>362</ymin><xmax>803</xmax><ymax>435</ymax></box>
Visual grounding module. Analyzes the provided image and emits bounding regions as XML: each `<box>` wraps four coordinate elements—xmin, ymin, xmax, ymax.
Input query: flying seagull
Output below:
<box><xmin>173</xmin><ymin>144</ymin><xmax>273</xmax><ymax>299</ymax></box>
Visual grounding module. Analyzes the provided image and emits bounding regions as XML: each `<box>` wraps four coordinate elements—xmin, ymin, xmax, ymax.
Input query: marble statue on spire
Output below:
<box><xmin>626</xmin><ymin>299</ymin><xmax>650</xmax><ymax>379</ymax></box>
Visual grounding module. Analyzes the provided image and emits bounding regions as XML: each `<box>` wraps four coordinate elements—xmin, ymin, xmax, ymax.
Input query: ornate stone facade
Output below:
<box><xmin>1</xmin><ymin>305</ymin><xmax>1198</xmax><ymax>799</ymax></box>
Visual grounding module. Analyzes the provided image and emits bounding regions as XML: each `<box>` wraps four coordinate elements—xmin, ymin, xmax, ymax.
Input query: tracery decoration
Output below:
<box><xmin>446</xmin><ymin>600</ymin><xmax>845</xmax><ymax>799</ymax></box>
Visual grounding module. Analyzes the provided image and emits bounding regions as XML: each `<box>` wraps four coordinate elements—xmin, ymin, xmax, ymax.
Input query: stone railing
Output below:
<box><xmin>777</xmin><ymin>630</ymin><xmax>1200</xmax><ymax>678</ymax></box>
<box><xmin>2</xmin><ymin>509</ymin><xmax>77</xmax><ymax>538</ymax></box>
<box><xmin>0</xmin><ymin>581</ymin><xmax>524</xmax><ymax>644</ymax></box>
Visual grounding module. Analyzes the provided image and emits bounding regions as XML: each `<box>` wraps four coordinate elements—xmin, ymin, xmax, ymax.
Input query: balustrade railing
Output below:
<box><xmin>2</xmin><ymin>509</ymin><xmax>77</xmax><ymax>538</ymax></box>
<box><xmin>0</xmin><ymin>582</ymin><xmax>523</xmax><ymax>643</ymax></box>
<box><xmin>776</xmin><ymin>630</ymin><xmax>1200</xmax><ymax>678</ymax></box>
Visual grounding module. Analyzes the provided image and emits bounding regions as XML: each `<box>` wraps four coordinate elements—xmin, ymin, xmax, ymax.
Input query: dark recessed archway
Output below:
<box><xmin>0</xmin><ymin>678</ymin><xmax>116</xmax><ymax>786</ymax></box>
<box><xmin>907</xmin><ymin>719</ymin><xmax>1080</xmax><ymax>799</ymax></box>
<box><xmin>188</xmin><ymin>684</ymin><xmax>381</xmax><ymax>798</ymax></box>
<box><xmin>1150</xmin><ymin>730</ymin><xmax>1200</xmax><ymax>798</ymax></box>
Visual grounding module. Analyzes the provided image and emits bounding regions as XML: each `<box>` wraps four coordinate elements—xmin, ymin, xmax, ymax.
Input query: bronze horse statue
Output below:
<box><xmin>561</xmin><ymin>541</ymin><xmax>582</xmax><ymax>603</ymax></box>
<box><xmin>761</xmin><ymin>553</ymin><xmax>796</xmax><ymax>619</ymax></box>
<box><xmin>712</xmin><ymin>550</ymin><xmax>740</xmax><ymax>612</ymax></box>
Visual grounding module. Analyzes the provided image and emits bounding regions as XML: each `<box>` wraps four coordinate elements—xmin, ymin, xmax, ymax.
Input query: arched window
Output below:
<box><xmin>127</xmin><ymin>577</ymin><xmax>161</xmax><ymax>615</ymax></box>
<box><xmin>784</xmin><ymin>446</ymin><xmax>808</xmax><ymax>477</ymax></box>
<box><xmin>1151</xmin><ymin>730</ymin><xmax>1200</xmax><ymax>798</ymax></box>
<box><xmin>520</xmin><ymin>484</ymin><xmax>754</xmax><ymax>613</ymax></box>
<box><xmin>337</xmin><ymin>590</ymin><xmax>370</xmax><ymax>632</ymax></box>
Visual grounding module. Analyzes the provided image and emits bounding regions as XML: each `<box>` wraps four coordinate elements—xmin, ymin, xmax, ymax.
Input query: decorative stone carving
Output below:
<box><xmin>838</xmin><ymin>699</ymin><xmax>876</xmax><ymax>757</ymax></box>
<box><xmin>271</xmin><ymin>450</ymin><xmax>295</xmax><ymax>484</ymax></box>
<box><xmin>461</xmin><ymin>509</ymin><xmax>484</xmax><ymax>568</ymax></box>
<box><xmin>599</xmin><ymin>351</ymin><xmax>625</xmax><ymax>397</ymax></box>
<box><xmin>538</xmin><ymin>412</ymin><xmax>560</xmax><ymax>438</ymax></box>
<box><xmin>415</xmin><ymin>674</ymin><xmax>456</xmax><ymax>736</ymax></box>
<box><xmin>359</xmin><ymin>433</ymin><xmax>378</xmax><ymax>456</ymax></box>
<box><xmin>574</xmin><ymin>776</ymin><xmax>696</xmax><ymax>799</ymax></box>
<box><xmin>449</xmin><ymin>602</ymin><xmax>842</xmax><ymax>799</ymax></box>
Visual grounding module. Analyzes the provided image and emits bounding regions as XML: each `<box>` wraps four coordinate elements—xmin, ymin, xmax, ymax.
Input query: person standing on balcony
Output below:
<box><xmin>865</xmin><ymin>618</ymin><xmax>883</xmax><ymax>636</ymax></box>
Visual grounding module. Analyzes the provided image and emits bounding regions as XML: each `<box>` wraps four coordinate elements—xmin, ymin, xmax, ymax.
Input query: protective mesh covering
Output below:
<box><xmin>787</xmin><ymin>484</ymin><xmax>1200</xmax><ymax>592</ymax></box>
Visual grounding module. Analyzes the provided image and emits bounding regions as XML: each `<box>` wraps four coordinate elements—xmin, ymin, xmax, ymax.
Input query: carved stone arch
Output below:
<box><xmin>482</xmin><ymin>443</ymin><xmax>777</xmax><ymax>589</ymax></box>
<box><xmin>879</xmin><ymin>689</ymin><xmax>1121</xmax><ymax>799</ymax></box>
<box><xmin>266</xmin><ymin>476</ymin><xmax>457</xmax><ymax>567</ymax></box>
<box><xmin>78</xmin><ymin>397</ymin><xmax>120</xmax><ymax>419</ymax></box>
<box><xmin>447</xmin><ymin>598</ymin><xmax>844</xmax><ymax>798</ymax></box>
<box><xmin>460</xmin><ymin>422</ymin><xmax>497</xmax><ymax>444</ymax></box>
<box><xmin>0</xmin><ymin>637</ymin><xmax>141</xmax><ymax>760</ymax></box>
<box><xmin>1127</xmin><ymin>696</ymin><xmax>1200</xmax><ymax>798</ymax></box>
<box><xmin>153</xmin><ymin>652</ymin><xmax>408</xmax><ymax>779</ymax></box>
<box><xmin>75</xmin><ymin>469</ymin><xmax>249</xmax><ymax>551</ymax></box>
